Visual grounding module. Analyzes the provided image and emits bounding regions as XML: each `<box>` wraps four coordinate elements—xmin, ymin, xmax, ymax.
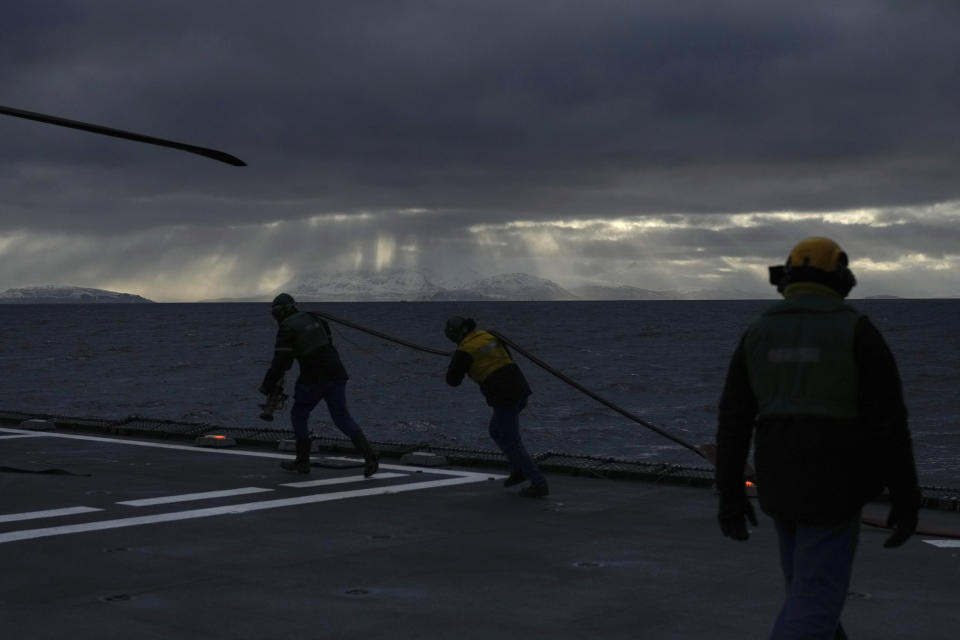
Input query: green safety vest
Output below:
<box><xmin>744</xmin><ymin>294</ymin><xmax>861</xmax><ymax>419</ymax></box>
<box><xmin>280</xmin><ymin>311</ymin><xmax>331</xmax><ymax>359</ymax></box>
<box><xmin>459</xmin><ymin>330</ymin><xmax>512</xmax><ymax>383</ymax></box>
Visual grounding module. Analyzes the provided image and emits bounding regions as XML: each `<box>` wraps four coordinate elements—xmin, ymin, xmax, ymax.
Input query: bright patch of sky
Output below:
<box><xmin>1</xmin><ymin>201</ymin><xmax>958</xmax><ymax>301</ymax></box>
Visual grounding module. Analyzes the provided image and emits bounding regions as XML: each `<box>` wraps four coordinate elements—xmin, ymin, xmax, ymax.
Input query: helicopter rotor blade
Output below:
<box><xmin>0</xmin><ymin>104</ymin><xmax>246</xmax><ymax>167</ymax></box>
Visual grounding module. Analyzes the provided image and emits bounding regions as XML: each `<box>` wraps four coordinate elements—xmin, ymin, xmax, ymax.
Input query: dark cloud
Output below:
<box><xmin>2</xmin><ymin>2</ymin><xmax>959</xmax><ymax>297</ymax></box>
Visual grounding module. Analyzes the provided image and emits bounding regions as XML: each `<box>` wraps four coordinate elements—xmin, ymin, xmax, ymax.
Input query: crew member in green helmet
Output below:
<box><xmin>444</xmin><ymin>316</ymin><xmax>549</xmax><ymax>498</ymax></box>
<box><xmin>260</xmin><ymin>293</ymin><xmax>378</xmax><ymax>477</ymax></box>
<box><xmin>715</xmin><ymin>237</ymin><xmax>920</xmax><ymax>639</ymax></box>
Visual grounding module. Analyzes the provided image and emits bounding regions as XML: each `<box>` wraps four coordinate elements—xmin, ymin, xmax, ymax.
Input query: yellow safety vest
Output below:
<box><xmin>459</xmin><ymin>330</ymin><xmax>512</xmax><ymax>383</ymax></box>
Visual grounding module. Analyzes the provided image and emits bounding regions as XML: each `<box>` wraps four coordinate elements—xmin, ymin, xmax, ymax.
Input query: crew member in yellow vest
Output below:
<box><xmin>444</xmin><ymin>316</ymin><xmax>549</xmax><ymax>498</ymax></box>
<box><xmin>715</xmin><ymin>238</ymin><xmax>920</xmax><ymax>639</ymax></box>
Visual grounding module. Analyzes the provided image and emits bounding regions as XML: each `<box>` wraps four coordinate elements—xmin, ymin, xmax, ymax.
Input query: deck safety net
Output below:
<box><xmin>3</xmin><ymin>409</ymin><xmax>958</xmax><ymax>513</ymax></box>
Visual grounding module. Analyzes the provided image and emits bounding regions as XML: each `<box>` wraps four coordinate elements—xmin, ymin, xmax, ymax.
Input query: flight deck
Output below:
<box><xmin>2</xmin><ymin>424</ymin><xmax>958</xmax><ymax>639</ymax></box>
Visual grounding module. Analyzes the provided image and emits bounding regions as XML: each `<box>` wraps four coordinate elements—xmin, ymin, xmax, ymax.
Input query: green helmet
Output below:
<box><xmin>271</xmin><ymin>292</ymin><xmax>298</xmax><ymax>321</ymax></box>
<box><xmin>444</xmin><ymin>316</ymin><xmax>477</xmax><ymax>344</ymax></box>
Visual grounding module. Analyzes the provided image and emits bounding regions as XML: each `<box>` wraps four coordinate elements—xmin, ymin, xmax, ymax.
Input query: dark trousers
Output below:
<box><xmin>290</xmin><ymin>379</ymin><xmax>362</xmax><ymax>441</ymax></box>
<box><xmin>488</xmin><ymin>397</ymin><xmax>545</xmax><ymax>488</ymax></box>
<box><xmin>771</xmin><ymin>516</ymin><xmax>860</xmax><ymax>639</ymax></box>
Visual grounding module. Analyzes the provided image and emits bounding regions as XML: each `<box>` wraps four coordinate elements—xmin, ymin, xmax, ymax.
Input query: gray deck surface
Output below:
<box><xmin>2</xmin><ymin>425</ymin><xmax>958</xmax><ymax>639</ymax></box>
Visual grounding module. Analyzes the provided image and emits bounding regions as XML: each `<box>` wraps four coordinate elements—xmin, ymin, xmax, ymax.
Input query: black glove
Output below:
<box><xmin>883</xmin><ymin>503</ymin><xmax>918</xmax><ymax>548</ymax></box>
<box><xmin>718</xmin><ymin>497</ymin><xmax>758</xmax><ymax>541</ymax></box>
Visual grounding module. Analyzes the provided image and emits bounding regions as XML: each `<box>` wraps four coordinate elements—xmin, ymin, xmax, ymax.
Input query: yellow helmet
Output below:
<box><xmin>786</xmin><ymin>237</ymin><xmax>847</xmax><ymax>272</ymax></box>
<box><xmin>768</xmin><ymin>237</ymin><xmax>856</xmax><ymax>296</ymax></box>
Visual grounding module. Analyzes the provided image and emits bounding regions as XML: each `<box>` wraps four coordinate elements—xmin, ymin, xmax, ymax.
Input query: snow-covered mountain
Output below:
<box><xmin>282</xmin><ymin>269</ymin><xmax>577</xmax><ymax>301</ymax></box>
<box><xmin>0</xmin><ymin>285</ymin><xmax>153</xmax><ymax>304</ymax></box>
<box><xmin>276</xmin><ymin>269</ymin><xmax>770</xmax><ymax>302</ymax></box>
<box><xmin>675</xmin><ymin>287</ymin><xmax>767</xmax><ymax>300</ymax></box>
<box><xmin>285</xmin><ymin>269</ymin><xmax>443</xmax><ymax>301</ymax></box>
<box><xmin>430</xmin><ymin>273</ymin><xmax>577</xmax><ymax>301</ymax></box>
<box><xmin>568</xmin><ymin>283</ymin><xmax>673</xmax><ymax>300</ymax></box>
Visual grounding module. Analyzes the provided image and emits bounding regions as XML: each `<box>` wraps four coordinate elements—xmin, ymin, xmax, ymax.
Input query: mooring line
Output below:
<box><xmin>309</xmin><ymin>313</ymin><xmax>960</xmax><ymax>537</ymax></box>
<box><xmin>313</xmin><ymin>310</ymin><xmax>451</xmax><ymax>357</ymax></box>
<box><xmin>311</xmin><ymin>311</ymin><xmax>709</xmax><ymax>462</ymax></box>
<box><xmin>489</xmin><ymin>330</ymin><xmax>708</xmax><ymax>461</ymax></box>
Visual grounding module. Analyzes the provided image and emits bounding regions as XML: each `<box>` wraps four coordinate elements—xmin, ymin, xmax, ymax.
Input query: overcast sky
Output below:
<box><xmin>2</xmin><ymin>1</ymin><xmax>959</xmax><ymax>301</ymax></box>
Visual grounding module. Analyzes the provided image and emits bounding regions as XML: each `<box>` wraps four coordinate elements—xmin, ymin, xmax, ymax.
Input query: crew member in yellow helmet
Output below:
<box><xmin>444</xmin><ymin>316</ymin><xmax>549</xmax><ymax>498</ymax></box>
<box><xmin>715</xmin><ymin>237</ymin><xmax>920</xmax><ymax>638</ymax></box>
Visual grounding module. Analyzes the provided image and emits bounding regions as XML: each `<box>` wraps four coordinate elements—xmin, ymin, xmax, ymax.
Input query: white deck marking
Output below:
<box><xmin>281</xmin><ymin>472</ymin><xmax>407</xmax><ymax>488</ymax></box>
<box><xmin>923</xmin><ymin>539</ymin><xmax>960</xmax><ymax>548</ymax></box>
<box><xmin>0</xmin><ymin>426</ymin><xmax>502</xmax><ymax>544</ymax></box>
<box><xmin>0</xmin><ymin>475</ymin><xmax>483</xmax><ymax>544</ymax></box>
<box><xmin>0</xmin><ymin>427</ymin><xmax>502</xmax><ymax>481</ymax></box>
<box><xmin>117</xmin><ymin>487</ymin><xmax>274</xmax><ymax>507</ymax></box>
<box><xmin>0</xmin><ymin>427</ymin><xmax>296</xmax><ymax>460</ymax></box>
<box><xmin>0</xmin><ymin>506</ymin><xmax>102</xmax><ymax>524</ymax></box>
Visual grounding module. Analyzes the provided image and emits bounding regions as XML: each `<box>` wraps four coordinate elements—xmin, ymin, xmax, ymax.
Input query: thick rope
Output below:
<box><xmin>311</xmin><ymin>314</ymin><xmax>960</xmax><ymax>539</ymax></box>
<box><xmin>311</xmin><ymin>315</ymin><xmax>960</xmax><ymax>538</ymax></box>
<box><xmin>489</xmin><ymin>330</ymin><xmax>709</xmax><ymax>462</ymax></box>
<box><xmin>312</xmin><ymin>310</ymin><xmax>451</xmax><ymax>356</ymax></box>
<box><xmin>311</xmin><ymin>310</ymin><xmax>709</xmax><ymax>463</ymax></box>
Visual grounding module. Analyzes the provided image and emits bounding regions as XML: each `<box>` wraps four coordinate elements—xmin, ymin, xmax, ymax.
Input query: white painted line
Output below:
<box><xmin>0</xmin><ymin>434</ymin><xmax>43</xmax><ymax>440</ymax></box>
<box><xmin>923</xmin><ymin>539</ymin><xmax>960</xmax><ymax>548</ymax></box>
<box><xmin>0</xmin><ymin>506</ymin><xmax>102</xmax><ymax>524</ymax></box>
<box><xmin>0</xmin><ymin>475</ymin><xmax>484</xmax><ymax>544</ymax></box>
<box><xmin>0</xmin><ymin>427</ymin><xmax>505</xmax><ymax>480</ymax></box>
<box><xmin>0</xmin><ymin>427</ymin><xmax>294</xmax><ymax>459</ymax></box>
<box><xmin>117</xmin><ymin>487</ymin><xmax>274</xmax><ymax>507</ymax></box>
<box><xmin>322</xmin><ymin>456</ymin><xmax>501</xmax><ymax>480</ymax></box>
<box><xmin>281</xmin><ymin>472</ymin><xmax>407</xmax><ymax>488</ymax></box>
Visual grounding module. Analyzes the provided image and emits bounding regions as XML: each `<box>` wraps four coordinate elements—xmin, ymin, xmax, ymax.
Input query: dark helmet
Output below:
<box><xmin>768</xmin><ymin>237</ymin><xmax>857</xmax><ymax>297</ymax></box>
<box><xmin>444</xmin><ymin>316</ymin><xmax>477</xmax><ymax>344</ymax></box>
<box><xmin>271</xmin><ymin>292</ymin><xmax>298</xmax><ymax>321</ymax></box>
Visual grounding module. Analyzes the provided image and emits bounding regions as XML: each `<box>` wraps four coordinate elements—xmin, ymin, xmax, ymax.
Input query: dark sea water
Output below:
<box><xmin>1</xmin><ymin>300</ymin><xmax>957</xmax><ymax>485</ymax></box>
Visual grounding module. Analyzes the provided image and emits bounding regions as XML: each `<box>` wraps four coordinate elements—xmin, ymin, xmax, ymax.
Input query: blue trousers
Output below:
<box><xmin>488</xmin><ymin>397</ymin><xmax>546</xmax><ymax>488</ymax></box>
<box><xmin>290</xmin><ymin>380</ymin><xmax>362</xmax><ymax>442</ymax></box>
<box><xmin>771</xmin><ymin>516</ymin><xmax>860</xmax><ymax>640</ymax></box>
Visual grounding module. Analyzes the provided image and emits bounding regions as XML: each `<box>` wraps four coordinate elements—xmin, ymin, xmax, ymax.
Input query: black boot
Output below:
<box><xmin>519</xmin><ymin>483</ymin><xmax>550</xmax><ymax>498</ymax></box>
<box><xmin>350</xmin><ymin>433</ymin><xmax>379</xmax><ymax>477</ymax></box>
<box><xmin>503</xmin><ymin>471</ymin><xmax>525</xmax><ymax>487</ymax></box>
<box><xmin>280</xmin><ymin>439</ymin><xmax>311</xmax><ymax>474</ymax></box>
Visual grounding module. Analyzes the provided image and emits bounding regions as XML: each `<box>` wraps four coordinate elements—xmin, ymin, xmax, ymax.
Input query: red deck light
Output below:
<box><xmin>194</xmin><ymin>434</ymin><xmax>237</xmax><ymax>448</ymax></box>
